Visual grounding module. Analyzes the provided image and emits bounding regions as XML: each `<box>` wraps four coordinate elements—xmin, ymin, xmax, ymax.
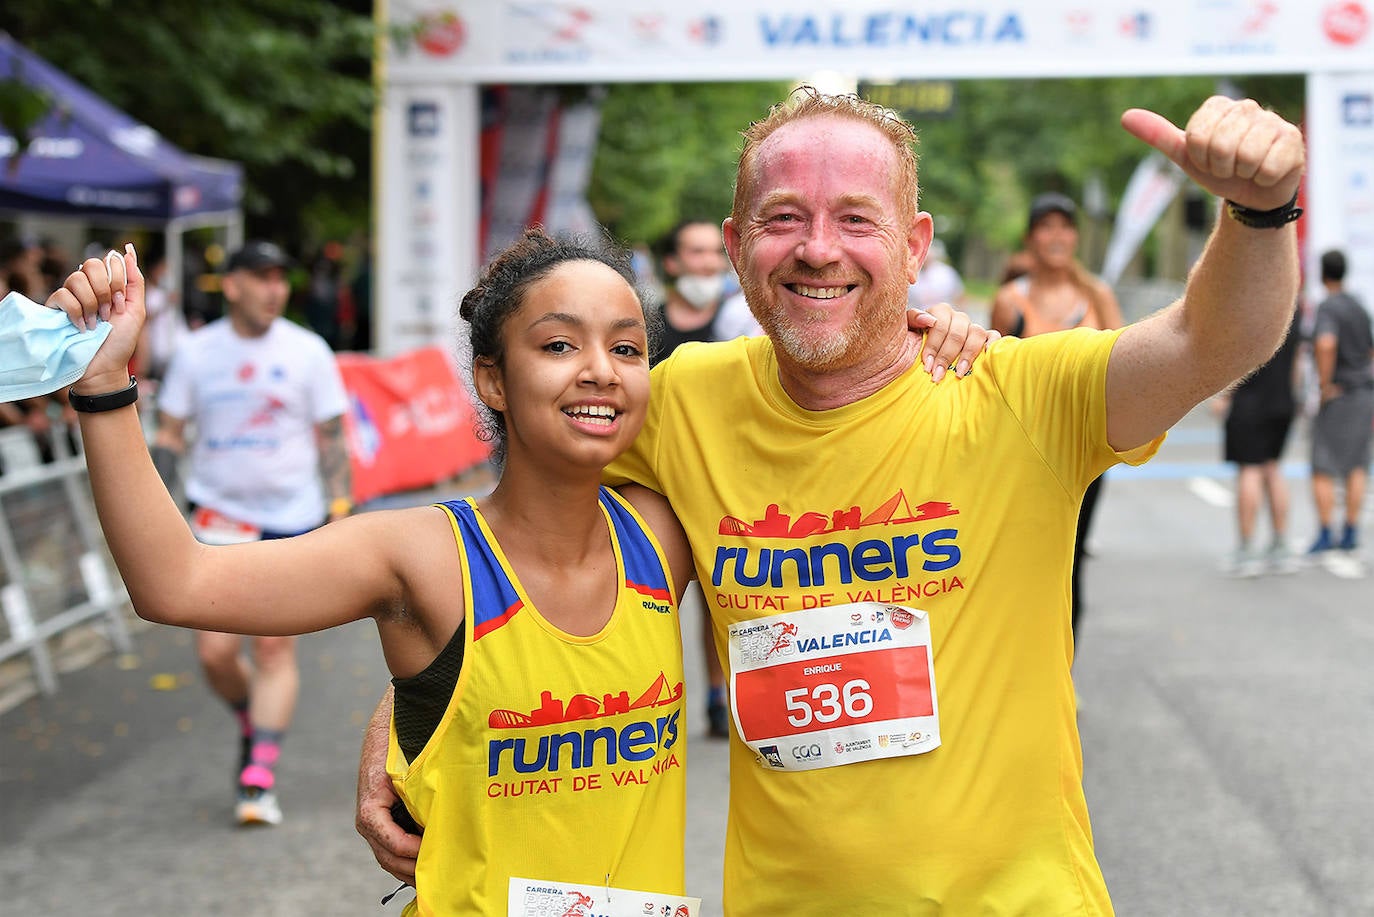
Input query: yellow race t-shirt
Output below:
<box><xmin>388</xmin><ymin>488</ymin><xmax>687</xmax><ymax>916</ymax></box>
<box><xmin>606</xmin><ymin>329</ymin><xmax>1159</xmax><ymax>916</ymax></box>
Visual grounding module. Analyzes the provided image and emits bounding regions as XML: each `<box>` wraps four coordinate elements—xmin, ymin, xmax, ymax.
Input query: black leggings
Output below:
<box><xmin>1070</xmin><ymin>475</ymin><xmax>1104</xmax><ymax>644</ymax></box>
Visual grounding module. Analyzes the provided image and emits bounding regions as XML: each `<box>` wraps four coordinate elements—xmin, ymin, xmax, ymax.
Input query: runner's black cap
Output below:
<box><xmin>1027</xmin><ymin>192</ymin><xmax>1078</xmax><ymax>231</ymax></box>
<box><xmin>225</xmin><ymin>240</ymin><xmax>293</xmax><ymax>273</ymax></box>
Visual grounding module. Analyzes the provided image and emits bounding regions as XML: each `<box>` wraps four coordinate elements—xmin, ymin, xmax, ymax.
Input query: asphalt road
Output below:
<box><xmin>3</xmin><ymin>405</ymin><xmax>1372</xmax><ymax>915</ymax></box>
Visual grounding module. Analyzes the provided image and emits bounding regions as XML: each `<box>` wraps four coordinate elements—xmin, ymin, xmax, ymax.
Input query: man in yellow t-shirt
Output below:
<box><xmin>606</xmin><ymin>326</ymin><xmax>1150</xmax><ymax>914</ymax></box>
<box><xmin>614</xmin><ymin>89</ymin><xmax>1301</xmax><ymax>915</ymax></box>
<box><xmin>358</xmin><ymin>89</ymin><xmax>1305</xmax><ymax>915</ymax></box>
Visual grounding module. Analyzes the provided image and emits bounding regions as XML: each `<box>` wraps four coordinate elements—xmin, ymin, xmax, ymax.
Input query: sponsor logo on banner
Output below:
<box><xmin>414</xmin><ymin>11</ymin><xmax>466</xmax><ymax>57</ymax></box>
<box><xmin>110</xmin><ymin>125</ymin><xmax>159</xmax><ymax>157</ymax></box>
<box><xmin>506</xmin><ymin>3</ymin><xmax>595</xmax><ymax>63</ymax></box>
<box><xmin>346</xmin><ymin>394</ymin><xmax>382</xmax><ymax>466</ymax></box>
<box><xmin>0</xmin><ymin>136</ymin><xmax>81</xmax><ymax>159</ymax></box>
<box><xmin>1191</xmin><ymin>0</ymin><xmax>1280</xmax><ymax>55</ymax></box>
<box><xmin>1063</xmin><ymin>8</ymin><xmax>1151</xmax><ymax>44</ymax></box>
<box><xmin>337</xmin><ymin>348</ymin><xmax>490</xmax><ymax>503</ymax></box>
<box><xmin>633</xmin><ymin>14</ymin><xmax>665</xmax><ymax>42</ymax></box>
<box><xmin>174</xmin><ymin>186</ymin><xmax>201</xmax><ymax>211</ymax></box>
<box><xmin>1344</xmin><ymin>92</ymin><xmax>1374</xmax><ymax>127</ymax></box>
<box><xmin>756</xmin><ymin>9</ymin><xmax>1026</xmax><ymax>49</ymax></box>
<box><xmin>1064</xmin><ymin>9</ymin><xmax>1093</xmax><ymax>41</ymax></box>
<box><xmin>687</xmin><ymin>16</ymin><xmax>724</xmax><ymax>44</ymax></box>
<box><xmin>692</xmin><ymin>15</ymin><xmax>725</xmax><ymax>43</ymax></box>
<box><xmin>1119</xmin><ymin>11</ymin><xmax>1153</xmax><ymax>39</ymax></box>
<box><xmin>408</xmin><ymin>102</ymin><xmax>439</xmax><ymax>138</ymax></box>
<box><xmin>1323</xmin><ymin>1</ymin><xmax>1371</xmax><ymax>45</ymax></box>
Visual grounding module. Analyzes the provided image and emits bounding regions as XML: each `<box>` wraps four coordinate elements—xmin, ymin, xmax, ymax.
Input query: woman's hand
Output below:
<box><xmin>45</xmin><ymin>245</ymin><xmax>145</xmax><ymax>394</ymax></box>
<box><xmin>908</xmin><ymin>303</ymin><xmax>1001</xmax><ymax>382</ymax></box>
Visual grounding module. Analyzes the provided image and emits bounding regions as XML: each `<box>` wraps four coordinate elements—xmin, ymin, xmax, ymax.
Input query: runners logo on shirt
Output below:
<box><xmin>711</xmin><ymin>492</ymin><xmax>963</xmax><ymax>592</ymax></box>
<box><xmin>486</xmin><ymin>674</ymin><xmax>684</xmax><ymax>780</ymax></box>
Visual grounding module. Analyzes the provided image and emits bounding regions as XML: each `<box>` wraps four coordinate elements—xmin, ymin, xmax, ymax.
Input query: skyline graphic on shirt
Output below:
<box><xmin>488</xmin><ymin>671</ymin><xmax>684</xmax><ymax>729</ymax></box>
<box><xmin>718</xmin><ymin>489</ymin><xmax>959</xmax><ymax>539</ymax></box>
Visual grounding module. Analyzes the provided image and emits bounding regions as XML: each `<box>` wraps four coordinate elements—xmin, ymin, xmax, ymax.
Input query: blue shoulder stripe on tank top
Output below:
<box><xmin>441</xmin><ymin>499</ymin><xmax>524</xmax><ymax>640</ymax></box>
<box><xmin>599</xmin><ymin>487</ymin><xmax>671</xmax><ymax>602</ymax></box>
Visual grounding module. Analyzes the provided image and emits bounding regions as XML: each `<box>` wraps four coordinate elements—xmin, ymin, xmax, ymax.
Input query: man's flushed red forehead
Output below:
<box><xmin>736</xmin><ymin>114</ymin><xmax>917</xmax><ymax>223</ymax></box>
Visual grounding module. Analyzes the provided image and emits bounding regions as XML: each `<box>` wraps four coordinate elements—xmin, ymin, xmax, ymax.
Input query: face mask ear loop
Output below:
<box><xmin>104</xmin><ymin>249</ymin><xmax>127</xmax><ymax>288</ymax></box>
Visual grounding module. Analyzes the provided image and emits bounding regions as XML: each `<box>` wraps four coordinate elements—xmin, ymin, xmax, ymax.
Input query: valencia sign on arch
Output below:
<box><xmin>375</xmin><ymin>0</ymin><xmax>1373</xmax><ymax>357</ymax></box>
<box><xmin>753</xmin><ymin>10</ymin><xmax>1027</xmax><ymax>49</ymax></box>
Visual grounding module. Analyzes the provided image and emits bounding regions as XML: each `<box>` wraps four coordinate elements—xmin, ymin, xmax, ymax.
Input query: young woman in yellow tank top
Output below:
<box><xmin>44</xmin><ymin>231</ymin><xmax>698</xmax><ymax>916</ymax></box>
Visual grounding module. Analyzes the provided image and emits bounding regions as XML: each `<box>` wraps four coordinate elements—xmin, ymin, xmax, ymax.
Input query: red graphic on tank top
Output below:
<box><xmin>488</xmin><ymin>671</ymin><xmax>684</xmax><ymax>729</ymax></box>
<box><xmin>719</xmin><ymin>490</ymin><xmax>957</xmax><ymax>538</ymax></box>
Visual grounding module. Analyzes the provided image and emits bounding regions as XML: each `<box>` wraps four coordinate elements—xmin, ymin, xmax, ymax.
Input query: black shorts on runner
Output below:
<box><xmin>1225</xmin><ymin>412</ymin><xmax>1292</xmax><ymax>465</ymax></box>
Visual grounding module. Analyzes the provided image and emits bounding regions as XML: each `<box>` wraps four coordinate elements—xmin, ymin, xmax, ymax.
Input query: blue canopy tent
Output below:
<box><xmin>0</xmin><ymin>31</ymin><xmax>242</xmax><ymax>286</ymax></box>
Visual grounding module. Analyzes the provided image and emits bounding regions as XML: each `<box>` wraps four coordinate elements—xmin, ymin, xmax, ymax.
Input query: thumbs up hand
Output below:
<box><xmin>1120</xmin><ymin>96</ymin><xmax>1305</xmax><ymax>213</ymax></box>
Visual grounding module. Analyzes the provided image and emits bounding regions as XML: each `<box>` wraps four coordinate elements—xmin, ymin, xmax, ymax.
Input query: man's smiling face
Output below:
<box><xmin>726</xmin><ymin>114</ymin><xmax>927</xmax><ymax>373</ymax></box>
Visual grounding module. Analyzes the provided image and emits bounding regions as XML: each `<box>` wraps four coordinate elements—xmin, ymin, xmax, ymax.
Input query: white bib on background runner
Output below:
<box><xmin>728</xmin><ymin>603</ymin><xmax>940</xmax><ymax>772</ymax></box>
<box><xmin>507</xmin><ymin>877</ymin><xmax>699</xmax><ymax>917</ymax></box>
<box><xmin>189</xmin><ymin>505</ymin><xmax>260</xmax><ymax>545</ymax></box>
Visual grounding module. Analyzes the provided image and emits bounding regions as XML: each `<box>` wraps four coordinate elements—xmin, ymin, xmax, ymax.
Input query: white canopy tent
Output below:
<box><xmin>375</xmin><ymin>0</ymin><xmax>1374</xmax><ymax>356</ymax></box>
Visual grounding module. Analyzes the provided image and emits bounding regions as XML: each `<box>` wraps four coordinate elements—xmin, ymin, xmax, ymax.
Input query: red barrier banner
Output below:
<box><xmin>337</xmin><ymin>346</ymin><xmax>491</xmax><ymax>504</ymax></box>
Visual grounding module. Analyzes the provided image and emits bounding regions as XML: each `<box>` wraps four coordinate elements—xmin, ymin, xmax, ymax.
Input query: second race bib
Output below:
<box><xmin>190</xmin><ymin>506</ymin><xmax>261</xmax><ymax>546</ymax></box>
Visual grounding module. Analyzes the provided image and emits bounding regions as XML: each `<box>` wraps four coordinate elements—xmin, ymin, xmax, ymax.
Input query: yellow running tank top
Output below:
<box><xmin>387</xmin><ymin>487</ymin><xmax>687</xmax><ymax>916</ymax></box>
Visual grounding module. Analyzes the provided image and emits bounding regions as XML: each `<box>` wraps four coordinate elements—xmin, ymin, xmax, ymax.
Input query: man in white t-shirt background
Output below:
<box><xmin>152</xmin><ymin>240</ymin><xmax>353</xmax><ymax>827</ymax></box>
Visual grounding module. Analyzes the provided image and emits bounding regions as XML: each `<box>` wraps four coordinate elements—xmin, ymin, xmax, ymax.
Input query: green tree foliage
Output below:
<box><xmin>908</xmin><ymin>75</ymin><xmax>1303</xmax><ymax>259</ymax></box>
<box><xmin>3</xmin><ymin>0</ymin><xmax>374</xmax><ymax>243</ymax></box>
<box><xmin>589</xmin><ymin>81</ymin><xmax>787</xmax><ymax>247</ymax></box>
<box><xmin>586</xmin><ymin>74</ymin><xmax>1301</xmax><ymax>275</ymax></box>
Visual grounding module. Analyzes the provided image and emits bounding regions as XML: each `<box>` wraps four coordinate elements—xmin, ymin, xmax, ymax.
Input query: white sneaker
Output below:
<box><xmin>1322</xmin><ymin>550</ymin><xmax>1367</xmax><ymax>580</ymax></box>
<box><xmin>1265</xmin><ymin>541</ymin><xmax>1300</xmax><ymax>575</ymax></box>
<box><xmin>235</xmin><ymin>786</ymin><xmax>283</xmax><ymax>826</ymax></box>
<box><xmin>1222</xmin><ymin>547</ymin><xmax>1264</xmax><ymax>578</ymax></box>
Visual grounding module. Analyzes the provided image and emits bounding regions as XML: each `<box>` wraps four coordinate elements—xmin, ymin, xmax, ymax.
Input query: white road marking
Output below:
<box><xmin>1187</xmin><ymin>475</ymin><xmax>1234</xmax><ymax>508</ymax></box>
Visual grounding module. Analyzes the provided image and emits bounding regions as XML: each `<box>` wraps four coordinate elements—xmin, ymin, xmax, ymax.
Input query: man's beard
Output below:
<box><xmin>739</xmin><ymin>266</ymin><xmax>907</xmax><ymax>373</ymax></box>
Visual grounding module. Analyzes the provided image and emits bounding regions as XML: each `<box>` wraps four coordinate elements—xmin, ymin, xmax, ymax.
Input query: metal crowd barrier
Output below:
<box><xmin>0</xmin><ymin>420</ymin><xmax>132</xmax><ymax>697</ymax></box>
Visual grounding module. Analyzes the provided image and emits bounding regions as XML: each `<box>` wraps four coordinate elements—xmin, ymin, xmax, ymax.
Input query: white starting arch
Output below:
<box><xmin>376</xmin><ymin>0</ymin><xmax>1374</xmax><ymax>356</ymax></box>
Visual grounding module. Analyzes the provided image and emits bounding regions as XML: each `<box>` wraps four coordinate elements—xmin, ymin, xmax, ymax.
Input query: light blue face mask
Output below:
<box><xmin>0</xmin><ymin>290</ymin><xmax>114</xmax><ymax>402</ymax></box>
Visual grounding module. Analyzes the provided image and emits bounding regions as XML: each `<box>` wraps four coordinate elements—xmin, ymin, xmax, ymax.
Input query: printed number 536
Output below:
<box><xmin>784</xmin><ymin>679</ymin><xmax>874</xmax><ymax>727</ymax></box>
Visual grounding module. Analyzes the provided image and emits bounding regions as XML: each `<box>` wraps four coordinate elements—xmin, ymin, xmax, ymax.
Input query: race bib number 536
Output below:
<box><xmin>728</xmin><ymin>603</ymin><xmax>940</xmax><ymax>771</ymax></box>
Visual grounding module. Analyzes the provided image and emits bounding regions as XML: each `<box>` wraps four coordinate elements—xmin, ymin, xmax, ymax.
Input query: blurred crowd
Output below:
<box><xmin>0</xmin><ymin>229</ymin><xmax>373</xmax><ymax>475</ymax></box>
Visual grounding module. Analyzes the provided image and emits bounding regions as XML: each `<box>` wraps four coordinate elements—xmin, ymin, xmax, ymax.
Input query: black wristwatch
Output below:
<box><xmin>69</xmin><ymin>376</ymin><xmax>139</xmax><ymax>413</ymax></box>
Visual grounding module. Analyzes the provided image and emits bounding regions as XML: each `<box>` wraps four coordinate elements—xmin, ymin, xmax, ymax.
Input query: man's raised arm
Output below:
<box><xmin>1106</xmin><ymin>96</ymin><xmax>1304</xmax><ymax>452</ymax></box>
